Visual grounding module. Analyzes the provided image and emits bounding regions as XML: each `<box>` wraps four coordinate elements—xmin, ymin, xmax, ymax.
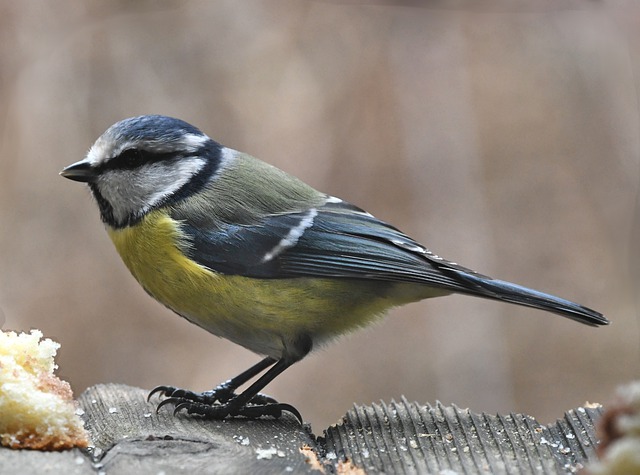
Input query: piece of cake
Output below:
<box><xmin>0</xmin><ymin>329</ymin><xmax>89</xmax><ymax>450</ymax></box>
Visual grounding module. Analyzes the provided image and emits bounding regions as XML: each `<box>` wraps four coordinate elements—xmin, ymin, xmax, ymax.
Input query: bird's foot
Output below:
<box><xmin>149</xmin><ymin>382</ymin><xmax>234</xmax><ymax>405</ymax></box>
<box><xmin>172</xmin><ymin>399</ymin><xmax>303</xmax><ymax>423</ymax></box>
<box><xmin>148</xmin><ymin>383</ymin><xmax>278</xmax><ymax>406</ymax></box>
<box><xmin>148</xmin><ymin>385</ymin><xmax>302</xmax><ymax>423</ymax></box>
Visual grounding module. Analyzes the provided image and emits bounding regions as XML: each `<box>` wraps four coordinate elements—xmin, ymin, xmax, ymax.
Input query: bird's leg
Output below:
<box><xmin>151</xmin><ymin>335</ymin><xmax>311</xmax><ymax>423</ymax></box>
<box><xmin>148</xmin><ymin>356</ymin><xmax>277</xmax><ymax>406</ymax></box>
<box><xmin>174</xmin><ymin>358</ymin><xmax>303</xmax><ymax>423</ymax></box>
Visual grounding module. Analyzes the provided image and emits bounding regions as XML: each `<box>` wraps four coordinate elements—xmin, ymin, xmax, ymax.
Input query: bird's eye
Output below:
<box><xmin>117</xmin><ymin>149</ymin><xmax>146</xmax><ymax>169</ymax></box>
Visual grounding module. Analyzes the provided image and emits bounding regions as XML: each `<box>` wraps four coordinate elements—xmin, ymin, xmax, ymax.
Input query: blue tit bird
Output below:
<box><xmin>61</xmin><ymin>115</ymin><xmax>608</xmax><ymax>423</ymax></box>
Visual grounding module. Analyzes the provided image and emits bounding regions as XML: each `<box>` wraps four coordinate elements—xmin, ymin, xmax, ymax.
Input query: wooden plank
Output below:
<box><xmin>322</xmin><ymin>397</ymin><xmax>603</xmax><ymax>474</ymax></box>
<box><xmin>79</xmin><ymin>384</ymin><xmax>319</xmax><ymax>474</ymax></box>
<box><xmin>0</xmin><ymin>448</ymin><xmax>93</xmax><ymax>475</ymax></box>
<box><xmin>1</xmin><ymin>384</ymin><xmax>603</xmax><ymax>474</ymax></box>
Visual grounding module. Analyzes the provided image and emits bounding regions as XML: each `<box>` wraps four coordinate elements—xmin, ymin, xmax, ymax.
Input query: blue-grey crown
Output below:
<box><xmin>107</xmin><ymin>115</ymin><xmax>206</xmax><ymax>144</ymax></box>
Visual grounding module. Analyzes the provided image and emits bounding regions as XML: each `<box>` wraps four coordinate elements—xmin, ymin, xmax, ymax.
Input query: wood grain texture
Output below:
<box><xmin>0</xmin><ymin>384</ymin><xmax>603</xmax><ymax>474</ymax></box>
<box><xmin>322</xmin><ymin>397</ymin><xmax>603</xmax><ymax>474</ymax></box>
<box><xmin>79</xmin><ymin>384</ymin><xmax>319</xmax><ymax>474</ymax></box>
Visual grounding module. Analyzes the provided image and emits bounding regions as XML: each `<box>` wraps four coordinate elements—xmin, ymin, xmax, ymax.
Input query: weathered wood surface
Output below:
<box><xmin>0</xmin><ymin>383</ymin><xmax>603</xmax><ymax>474</ymax></box>
<box><xmin>323</xmin><ymin>398</ymin><xmax>602</xmax><ymax>474</ymax></box>
<box><xmin>81</xmin><ymin>384</ymin><xmax>318</xmax><ymax>474</ymax></box>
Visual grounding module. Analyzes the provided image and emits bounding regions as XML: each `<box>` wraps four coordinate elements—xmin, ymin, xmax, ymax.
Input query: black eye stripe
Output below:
<box><xmin>114</xmin><ymin>149</ymin><xmax>148</xmax><ymax>169</ymax></box>
<box><xmin>98</xmin><ymin>149</ymin><xmax>200</xmax><ymax>173</ymax></box>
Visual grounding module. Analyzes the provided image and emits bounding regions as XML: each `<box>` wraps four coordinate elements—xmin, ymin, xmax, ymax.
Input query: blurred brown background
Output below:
<box><xmin>0</xmin><ymin>0</ymin><xmax>638</xmax><ymax>431</ymax></box>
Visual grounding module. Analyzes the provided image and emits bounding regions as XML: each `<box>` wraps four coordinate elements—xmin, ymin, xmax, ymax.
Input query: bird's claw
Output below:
<box><xmin>148</xmin><ymin>383</ymin><xmax>237</xmax><ymax>405</ymax></box>
<box><xmin>154</xmin><ymin>396</ymin><xmax>183</xmax><ymax>414</ymax></box>
<box><xmin>149</xmin><ymin>385</ymin><xmax>302</xmax><ymax>423</ymax></box>
<box><xmin>148</xmin><ymin>384</ymin><xmax>279</xmax><ymax>406</ymax></box>
<box><xmin>171</xmin><ymin>399</ymin><xmax>303</xmax><ymax>424</ymax></box>
<box><xmin>147</xmin><ymin>385</ymin><xmax>177</xmax><ymax>402</ymax></box>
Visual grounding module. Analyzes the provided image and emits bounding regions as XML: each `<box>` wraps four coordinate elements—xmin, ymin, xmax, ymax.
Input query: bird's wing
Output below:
<box><xmin>174</xmin><ymin>198</ymin><xmax>608</xmax><ymax>326</ymax></box>
<box><xmin>176</xmin><ymin>198</ymin><xmax>477</xmax><ymax>292</ymax></box>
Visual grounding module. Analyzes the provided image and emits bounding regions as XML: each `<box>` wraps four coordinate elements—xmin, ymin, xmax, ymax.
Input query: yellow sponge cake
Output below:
<box><xmin>0</xmin><ymin>330</ymin><xmax>89</xmax><ymax>450</ymax></box>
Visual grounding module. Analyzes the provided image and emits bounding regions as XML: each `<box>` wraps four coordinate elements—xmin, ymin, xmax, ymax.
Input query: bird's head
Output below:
<box><xmin>61</xmin><ymin>115</ymin><xmax>221</xmax><ymax>228</ymax></box>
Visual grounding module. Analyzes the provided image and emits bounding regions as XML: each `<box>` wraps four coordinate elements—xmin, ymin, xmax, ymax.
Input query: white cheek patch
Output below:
<box><xmin>96</xmin><ymin>158</ymin><xmax>206</xmax><ymax>224</ymax></box>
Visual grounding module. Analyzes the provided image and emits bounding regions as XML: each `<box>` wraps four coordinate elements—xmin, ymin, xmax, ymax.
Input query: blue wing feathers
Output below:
<box><xmin>174</xmin><ymin>200</ymin><xmax>607</xmax><ymax>326</ymax></box>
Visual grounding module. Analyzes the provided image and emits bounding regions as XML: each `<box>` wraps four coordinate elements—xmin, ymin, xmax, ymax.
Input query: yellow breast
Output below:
<box><xmin>106</xmin><ymin>210</ymin><xmax>427</xmax><ymax>357</ymax></box>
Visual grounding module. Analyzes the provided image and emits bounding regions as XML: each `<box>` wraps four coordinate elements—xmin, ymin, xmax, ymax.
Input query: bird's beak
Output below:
<box><xmin>60</xmin><ymin>161</ymin><xmax>96</xmax><ymax>183</ymax></box>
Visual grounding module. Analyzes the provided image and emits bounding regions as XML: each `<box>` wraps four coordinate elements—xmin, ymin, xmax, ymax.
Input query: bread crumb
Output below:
<box><xmin>0</xmin><ymin>329</ymin><xmax>89</xmax><ymax>450</ymax></box>
<box><xmin>300</xmin><ymin>444</ymin><xmax>325</xmax><ymax>473</ymax></box>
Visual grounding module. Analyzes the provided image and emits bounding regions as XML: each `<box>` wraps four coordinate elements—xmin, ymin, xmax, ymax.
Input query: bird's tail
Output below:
<box><xmin>446</xmin><ymin>269</ymin><xmax>609</xmax><ymax>327</ymax></box>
